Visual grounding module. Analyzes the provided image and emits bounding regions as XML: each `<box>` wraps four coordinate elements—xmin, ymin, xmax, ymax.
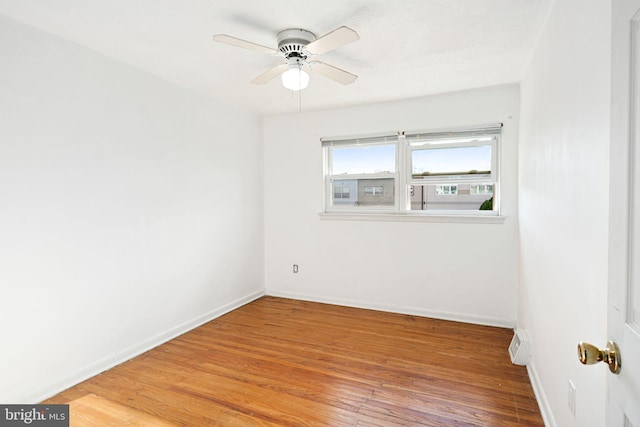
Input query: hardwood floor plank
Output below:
<box><xmin>43</xmin><ymin>296</ymin><xmax>543</xmax><ymax>426</ymax></box>
<box><xmin>69</xmin><ymin>394</ymin><xmax>179</xmax><ymax>426</ymax></box>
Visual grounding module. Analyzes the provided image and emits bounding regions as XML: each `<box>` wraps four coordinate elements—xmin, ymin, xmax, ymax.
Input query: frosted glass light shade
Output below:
<box><xmin>281</xmin><ymin>67</ymin><xmax>310</xmax><ymax>91</ymax></box>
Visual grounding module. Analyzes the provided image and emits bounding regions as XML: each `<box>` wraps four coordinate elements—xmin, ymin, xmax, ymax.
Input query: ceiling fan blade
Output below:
<box><xmin>309</xmin><ymin>61</ymin><xmax>358</xmax><ymax>85</ymax></box>
<box><xmin>251</xmin><ymin>63</ymin><xmax>288</xmax><ymax>84</ymax></box>
<box><xmin>213</xmin><ymin>34</ymin><xmax>278</xmax><ymax>55</ymax></box>
<box><xmin>305</xmin><ymin>26</ymin><xmax>359</xmax><ymax>55</ymax></box>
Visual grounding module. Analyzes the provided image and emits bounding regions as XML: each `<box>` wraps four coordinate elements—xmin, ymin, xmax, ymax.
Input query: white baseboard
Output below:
<box><xmin>266</xmin><ymin>288</ymin><xmax>515</xmax><ymax>328</ymax></box>
<box><xmin>22</xmin><ymin>289</ymin><xmax>265</xmax><ymax>404</ymax></box>
<box><xmin>527</xmin><ymin>361</ymin><xmax>556</xmax><ymax>427</ymax></box>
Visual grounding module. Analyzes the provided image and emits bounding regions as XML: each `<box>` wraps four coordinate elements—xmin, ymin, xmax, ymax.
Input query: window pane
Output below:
<box><xmin>411</xmin><ymin>145</ymin><xmax>491</xmax><ymax>178</ymax></box>
<box><xmin>332</xmin><ymin>178</ymin><xmax>395</xmax><ymax>207</ymax></box>
<box><xmin>332</xmin><ymin>144</ymin><xmax>396</xmax><ymax>175</ymax></box>
<box><xmin>331</xmin><ymin>179</ymin><xmax>357</xmax><ymax>205</ymax></box>
<box><xmin>409</xmin><ymin>184</ymin><xmax>494</xmax><ymax>211</ymax></box>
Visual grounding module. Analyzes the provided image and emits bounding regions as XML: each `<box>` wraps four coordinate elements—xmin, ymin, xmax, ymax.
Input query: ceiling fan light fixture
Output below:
<box><xmin>281</xmin><ymin>65</ymin><xmax>309</xmax><ymax>91</ymax></box>
<box><xmin>213</xmin><ymin>26</ymin><xmax>359</xmax><ymax>90</ymax></box>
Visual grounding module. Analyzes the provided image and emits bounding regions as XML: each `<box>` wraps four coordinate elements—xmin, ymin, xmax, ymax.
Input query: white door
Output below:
<box><xmin>608</xmin><ymin>0</ymin><xmax>640</xmax><ymax>425</ymax></box>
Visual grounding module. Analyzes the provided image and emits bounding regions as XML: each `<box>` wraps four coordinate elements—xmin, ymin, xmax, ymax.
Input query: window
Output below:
<box><xmin>333</xmin><ymin>186</ymin><xmax>351</xmax><ymax>199</ymax></box>
<box><xmin>322</xmin><ymin>125</ymin><xmax>501</xmax><ymax>216</ymax></box>
<box><xmin>435</xmin><ymin>185</ymin><xmax>458</xmax><ymax>195</ymax></box>
<box><xmin>364</xmin><ymin>186</ymin><xmax>384</xmax><ymax>196</ymax></box>
<box><xmin>470</xmin><ymin>184</ymin><xmax>494</xmax><ymax>195</ymax></box>
<box><xmin>324</xmin><ymin>138</ymin><xmax>397</xmax><ymax>209</ymax></box>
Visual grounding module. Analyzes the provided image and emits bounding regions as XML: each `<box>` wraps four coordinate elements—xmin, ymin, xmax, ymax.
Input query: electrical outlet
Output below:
<box><xmin>293</xmin><ymin>264</ymin><xmax>299</xmax><ymax>274</ymax></box>
<box><xmin>568</xmin><ymin>380</ymin><xmax>576</xmax><ymax>417</ymax></box>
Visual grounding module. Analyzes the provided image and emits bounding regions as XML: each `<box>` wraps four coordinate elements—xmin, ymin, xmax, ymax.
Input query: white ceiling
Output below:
<box><xmin>0</xmin><ymin>0</ymin><xmax>552</xmax><ymax>116</ymax></box>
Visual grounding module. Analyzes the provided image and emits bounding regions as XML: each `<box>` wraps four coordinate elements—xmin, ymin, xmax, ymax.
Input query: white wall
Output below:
<box><xmin>0</xmin><ymin>15</ymin><xmax>264</xmax><ymax>403</ymax></box>
<box><xmin>263</xmin><ymin>85</ymin><xmax>520</xmax><ymax>326</ymax></box>
<box><xmin>518</xmin><ymin>1</ymin><xmax>611</xmax><ymax>425</ymax></box>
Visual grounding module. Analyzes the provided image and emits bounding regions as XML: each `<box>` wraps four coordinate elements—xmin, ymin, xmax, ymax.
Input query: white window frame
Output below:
<box><xmin>321</xmin><ymin>125</ymin><xmax>502</xmax><ymax>217</ymax></box>
<box><xmin>405</xmin><ymin>133</ymin><xmax>498</xmax><ymax>216</ymax></box>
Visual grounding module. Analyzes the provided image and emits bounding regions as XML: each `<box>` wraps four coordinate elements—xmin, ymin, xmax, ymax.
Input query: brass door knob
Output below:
<box><xmin>577</xmin><ymin>341</ymin><xmax>621</xmax><ymax>374</ymax></box>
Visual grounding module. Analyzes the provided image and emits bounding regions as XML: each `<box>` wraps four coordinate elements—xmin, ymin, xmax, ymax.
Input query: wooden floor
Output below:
<box><xmin>44</xmin><ymin>297</ymin><xmax>544</xmax><ymax>426</ymax></box>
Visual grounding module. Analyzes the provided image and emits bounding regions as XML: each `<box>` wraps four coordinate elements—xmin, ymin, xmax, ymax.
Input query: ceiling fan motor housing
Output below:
<box><xmin>277</xmin><ymin>29</ymin><xmax>316</xmax><ymax>60</ymax></box>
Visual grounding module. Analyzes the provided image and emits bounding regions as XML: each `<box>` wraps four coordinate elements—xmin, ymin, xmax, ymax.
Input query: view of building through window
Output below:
<box><xmin>332</xmin><ymin>178</ymin><xmax>394</xmax><ymax>207</ymax></box>
<box><xmin>330</xmin><ymin>179</ymin><xmax>494</xmax><ymax>211</ymax></box>
<box><xmin>410</xmin><ymin>184</ymin><xmax>493</xmax><ymax>211</ymax></box>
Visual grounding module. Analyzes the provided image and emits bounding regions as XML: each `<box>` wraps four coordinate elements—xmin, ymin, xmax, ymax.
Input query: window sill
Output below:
<box><xmin>319</xmin><ymin>212</ymin><xmax>506</xmax><ymax>224</ymax></box>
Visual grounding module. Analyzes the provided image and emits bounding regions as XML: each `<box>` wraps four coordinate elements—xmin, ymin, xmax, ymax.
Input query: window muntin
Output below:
<box><xmin>322</xmin><ymin>126</ymin><xmax>500</xmax><ymax>215</ymax></box>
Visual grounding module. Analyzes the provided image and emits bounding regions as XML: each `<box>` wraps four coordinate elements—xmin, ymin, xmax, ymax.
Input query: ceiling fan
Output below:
<box><xmin>213</xmin><ymin>26</ymin><xmax>359</xmax><ymax>91</ymax></box>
